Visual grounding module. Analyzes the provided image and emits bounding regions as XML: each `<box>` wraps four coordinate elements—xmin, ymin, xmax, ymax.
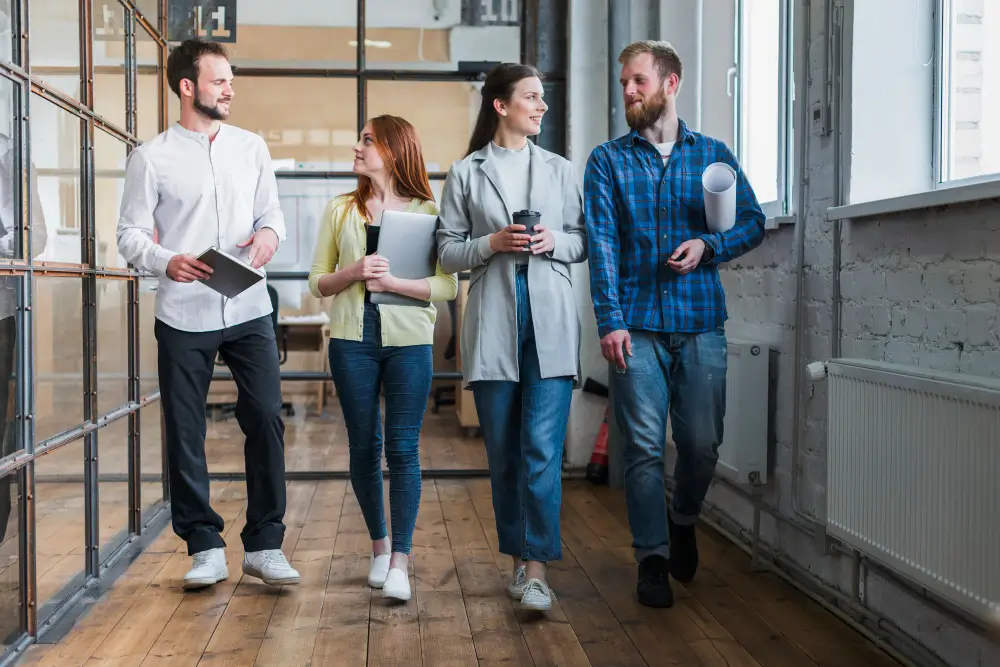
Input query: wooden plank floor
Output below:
<box><xmin>18</xmin><ymin>478</ymin><xmax>902</xmax><ymax>667</ymax></box>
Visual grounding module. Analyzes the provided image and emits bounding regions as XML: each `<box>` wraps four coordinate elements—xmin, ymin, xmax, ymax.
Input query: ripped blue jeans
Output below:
<box><xmin>611</xmin><ymin>327</ymin><xmax>727</xmax><ymax>562</ymax></box>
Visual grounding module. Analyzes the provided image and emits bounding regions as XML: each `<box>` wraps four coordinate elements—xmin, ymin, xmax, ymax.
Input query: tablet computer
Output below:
<box><xmin>195</xmin><ymin>247</ymin><xmax>265</xmax><ymax>299</ymax></box>
<box><xmin>370</xmin><ymin>210</ymin><xmax>439</xmax><ymax>307</ymax></box>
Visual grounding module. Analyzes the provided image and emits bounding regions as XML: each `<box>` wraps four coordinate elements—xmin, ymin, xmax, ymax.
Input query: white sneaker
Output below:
<box><xmin>520</xmin><ymin>578</ymin><xmax>552</xmax><ymax>611</ymax></box>
<box><xmin>507</xmin><ymin>565</ymin><xmax>528</xmax><ymax>600</ymax></box>
<box><xmin>382</xmin><ymin>567</ymin><xmax>410</xmax><ymax>601</ymax></box>
<box><xmin>242</xmin><ymin>549</ymin><xmax>301</xmax><ymax>587</ymax></box>
<box><xmin>368</xmin><ymin>553</ymin><xmax>391</xmax><ymax>588</ymax></box>
<box><xmin>183</xmin><ymin>548</ymin><xmax>228</xmax><ymax>590</ymax></box>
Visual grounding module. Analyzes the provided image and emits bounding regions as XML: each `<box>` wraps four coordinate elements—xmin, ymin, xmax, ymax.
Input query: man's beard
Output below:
<box><xmin>194</xmin><ymin>89</ymin><xmax>229</xmax><ymax>121</ymax></box>
<box><xmin>625</xmin><ymin>88</ymin><xmax>668</xmax><ymax>131</ymax></box>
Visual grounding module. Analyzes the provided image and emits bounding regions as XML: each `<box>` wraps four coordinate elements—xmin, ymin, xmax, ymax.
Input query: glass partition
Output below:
<box><xmin>1</xmin><ymin>0</ymin><xmax>550</xmax><ymax>652</ymax></box>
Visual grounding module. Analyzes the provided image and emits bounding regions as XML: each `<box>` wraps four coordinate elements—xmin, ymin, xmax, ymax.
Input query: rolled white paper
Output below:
<box><xmin>702</xmin><ymin>162</ymin><xmax>737</xmax><ymax>233</ymax></box>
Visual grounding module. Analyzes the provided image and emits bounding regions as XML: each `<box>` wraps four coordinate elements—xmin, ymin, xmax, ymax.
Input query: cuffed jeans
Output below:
<box><xmin>328</xmin><ymin>302</ymin><xmax>431</xmax><ymax>555</ymax></box>
<box><xmin>611</xmin><ymin>327</ymin><xmax>727</xmax><ymax>562</ymax></box>
<box><xmin>471</xmin><ymin>266</ymin><xmax>573</xmax><ymax>563</ymax></box>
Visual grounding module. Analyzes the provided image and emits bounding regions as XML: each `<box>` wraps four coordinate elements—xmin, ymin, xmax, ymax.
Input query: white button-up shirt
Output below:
<box><xmin>116</xmin><ymin>122</ymin><xmax>286</xmax><ymax>333</ymax></box>
<box><xmin>0</xmin><ymin>130</ymin><xmax>48</xmax><ymax>320</ymax></box>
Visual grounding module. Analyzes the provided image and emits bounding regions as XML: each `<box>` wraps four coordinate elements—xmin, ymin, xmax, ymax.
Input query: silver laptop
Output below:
<box><xmin>370</xmin><ymin>209</ymin><xmax>439</xmax><ymax>307</ymax></box>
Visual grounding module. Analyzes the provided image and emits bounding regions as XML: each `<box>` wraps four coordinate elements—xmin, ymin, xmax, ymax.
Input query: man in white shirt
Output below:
<box><xmin>116</xmin><ymin>39</ymin><xmax>299</xmax><ymax>590</ymax></box>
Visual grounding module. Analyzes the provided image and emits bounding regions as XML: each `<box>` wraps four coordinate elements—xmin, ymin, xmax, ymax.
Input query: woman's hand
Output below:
<box><xmin>352</xmin><ymin>254</ymin><xmax>389</xmax><ymax>281</ymax></box>
<box><xmin>365</xmin><ymin>274</ymin><xmax>397</xmax><ymax>293</ymax></box>
<box><xmin>529</xmin><ymin>225</ymin><xmax>555</xmax><ymax>254</ymax></box>
<box><xmin>489</xmin><ymin>224</ymin><xmax>532</xmax><ymax>253</ymax></box>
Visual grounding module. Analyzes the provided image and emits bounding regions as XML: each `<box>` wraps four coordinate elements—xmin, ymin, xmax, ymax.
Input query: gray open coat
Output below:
<box><xmin>436</xmin><ymin>140</ymin><xmax>588</xmax><ymax>387</ymax></box>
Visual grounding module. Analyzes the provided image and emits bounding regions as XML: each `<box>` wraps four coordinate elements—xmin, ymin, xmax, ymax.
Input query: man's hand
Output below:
<box><xmin>365</xmin><ymin>274</ymin><xmax>397</xmax><ymax>293</ymax></box>
<box><xmin>166</xmin><ymin>254</ymin><xmax>213</xmax><ymax>283</ymax></box>
<box><xmin>667</xmin><ymin>239</ymin><xmax>706</xmax><ymax>274</ymax></box>
<box><xmin>352</xmin><ymin>254</ymin><xmax>389</xmax><ymax>281</ymax></box>
<box><xmin>489</xmin><ymin>224</ymin><xmax>532</xmax><ymax>253</ymax></box>
<box><xmin>601</xmin><ymin>329</ymin><xmax>632</xmax><ymax>371</ymax></box>
<box><xmin>529</xmin><ymin>225</ymin><xmax>555</xmax><ymax>255</ymax></box>
<box><xmin>237</xmin><ymin>227</ymin><xmax>280</xmax><ymax>269</ymax></box>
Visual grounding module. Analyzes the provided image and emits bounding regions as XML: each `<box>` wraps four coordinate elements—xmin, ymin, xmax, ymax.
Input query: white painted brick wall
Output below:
<box><xmin>713</xmin><ymin>1</ymin><xmax>1000</xmax><ymax>665</ymax></box>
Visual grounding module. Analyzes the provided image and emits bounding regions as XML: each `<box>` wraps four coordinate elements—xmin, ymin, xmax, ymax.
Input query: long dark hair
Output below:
<box><xmin>466</xmin><ymin>63</ymin><xmax>543</xmax><ymax>156</ymax></box>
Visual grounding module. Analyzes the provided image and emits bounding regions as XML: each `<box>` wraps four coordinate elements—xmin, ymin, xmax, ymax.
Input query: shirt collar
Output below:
<box><xmin>171</xmin><ymin>121</ymin><xmax>225</xmax><ymax>145</ymax></box>
<box><xmin>627</xmin><ymin>117</ymin><xmax>696</xmax><ymax>148</ymax></box>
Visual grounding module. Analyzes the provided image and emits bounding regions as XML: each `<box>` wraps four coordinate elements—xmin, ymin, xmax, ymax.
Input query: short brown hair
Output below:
<box><xmin>166</xmin><ymin>39</ymin><xmax>229</xmax><ymax>97</ymax></box>
<box><xmin>619</xmin><ymin>40</ymin><xmax>683</xmax><ymax>83</ymax></box>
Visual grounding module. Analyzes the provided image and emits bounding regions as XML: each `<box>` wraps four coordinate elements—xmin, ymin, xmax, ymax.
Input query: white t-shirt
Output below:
<box><xmin>655</xmin><ymin>141</ymin><xmax>676</xmax><ymax>166</ymax></box>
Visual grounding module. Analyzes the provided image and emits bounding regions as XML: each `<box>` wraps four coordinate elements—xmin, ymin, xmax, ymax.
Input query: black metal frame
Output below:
<box><xmin>0</xmin><ymin>1</ymin><xmax>171</xmax><ymax>661</ymax></box>
<box><xmin>0</xmin><ymin>0</ymin><xmax>567</xmax><ymax>660</ymax></box>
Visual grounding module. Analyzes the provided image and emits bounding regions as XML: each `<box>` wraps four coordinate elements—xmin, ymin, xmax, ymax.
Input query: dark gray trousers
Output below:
<box><xmin>155</xmin><ymin>315</ymin><xmax>286</xmax><ymax>556</ymax></box>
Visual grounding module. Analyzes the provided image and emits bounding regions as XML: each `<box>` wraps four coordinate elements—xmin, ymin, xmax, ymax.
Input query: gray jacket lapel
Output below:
<box><xmin>474</xmin><ymin>143</ymin><xmax>512</xmax><ymax>221</ymax></box>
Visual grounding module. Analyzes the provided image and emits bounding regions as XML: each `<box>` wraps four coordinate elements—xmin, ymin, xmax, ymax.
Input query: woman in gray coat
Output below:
<box><xmin>436</xmin><ymin>63</ymin><xmax>587</xmax><ymax>611</ymax></box>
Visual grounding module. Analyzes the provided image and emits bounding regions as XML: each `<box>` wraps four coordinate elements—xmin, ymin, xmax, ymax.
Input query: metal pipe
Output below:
<box><xmin>211</xmin><ymin>370</ymin><xmax>462</xmax><ymax>382</ymax></box>
<box><xmin>20</xmin><ymin>465</ymin><xmax>34</xmax><ymax>640</ymax></box>
<box><xmin>694</xmin><ymin>0</ymin><xmax>703</xmax><ymax>130</ymax></box>
<box><xmin>356</xmin><ymin>0</ymin><xmax>366</xmax><ymax>132</ymax></box>
<box><xmin>789</xmin><ymin>0</ymin><xmax>824</xmax><ymax>530</ymax></box>
<box><xmin>830</xmin><ymin>2</ymin><xmax>844</xmax><ymax>360</ymax></box>
<box><xmin>607</xmin><ymin>0</ymin><xmax>630</xmax><ymax>140</ymax></box>
<box><xmin>275</xmin><ymin>170</ymin><xmax>451</xmax><ymax>180</ymax></box>
<box><xmin>697</xmin><ymin>504</ymin><xmax>950</xmax><ymax>667</ymax></box>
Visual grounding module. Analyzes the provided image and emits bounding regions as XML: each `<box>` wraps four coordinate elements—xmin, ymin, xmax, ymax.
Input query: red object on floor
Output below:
<box><xmin>586</xmin><ymin>407</ymin><xmax>610</xmax><ymax>484</ymax></box>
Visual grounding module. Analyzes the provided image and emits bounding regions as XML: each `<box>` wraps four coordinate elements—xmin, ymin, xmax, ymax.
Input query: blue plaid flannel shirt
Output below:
<box><xmin>583</xmin><ymin>119</ymin><xmax>766</xmax><ymax>338</ymax></box>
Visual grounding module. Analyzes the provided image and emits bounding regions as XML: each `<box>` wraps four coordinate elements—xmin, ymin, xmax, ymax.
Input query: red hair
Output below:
<box><xmin>347</xmin><ymin>115</ymin><xmax>434</xmax><ymax>223</ymax></box>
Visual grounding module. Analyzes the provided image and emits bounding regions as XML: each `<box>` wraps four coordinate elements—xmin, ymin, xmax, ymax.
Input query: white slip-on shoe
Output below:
<box><xmin>507</xmin><ymin>565</ymin><xmax>528</xmax><ymax>600</ymax></box>
<box><xmin>183</xmin><ymin>548</ymin><xmax>228</xmax><ymax>590</ymax></box>
<box><xmin>368</xmin><ymin>553</ymin><xmax>392</xmax><ymax>588</ymax></box>
<box><xmin>520</xmin><ymin>578</ymin><xmax>553</xmax><ymax>611</ymax></box>
<box><xmin>242</xmin><ymin>549</ymin><xmax>301</xmax><ymax>587</ymax></box>
<box><xmin>382</xmin><ymin>567</ymin><xmax>411</xmax><ymax>602</ymax></box>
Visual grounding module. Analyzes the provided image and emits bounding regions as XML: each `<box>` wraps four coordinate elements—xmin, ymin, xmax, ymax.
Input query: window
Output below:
<box><xmin>737</xmin><ymin>0</ymin><xmax>792</xmax><ymax>212</ymax></box>
<box><xmin>696</xmin><ymin>0</ymin><xmax>794</xmax><ymax>218</ymax></box>
<box><xmin>938</xmin><ymin>0</ymin><xmax>1000</xmax><ymax>184</ymax></box>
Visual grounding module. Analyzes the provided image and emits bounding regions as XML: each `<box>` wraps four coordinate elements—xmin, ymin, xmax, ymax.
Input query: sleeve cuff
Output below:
<box><xmin>545</xmin><ymin>229</ymin><xmax>566</xmax><ymax>259</ymax></box>
<box><xmin>257</xmin><ymin>217</ymin><xmax>287</xmax><ymax>243</ymax></box>
<box><xmin>152</xmin><ymin>248</ymin><xmax>178</xmax><ymax>276</ymax></box>
<box><xmin>698</xmin><ymin>234</ymin><xmax>721</xmax><ymax>265</ymax></box>
<box><xmin>597</xmin><ymin>317</ymin><xmax>626</xmax><ymax>339</ymax></box>
<box><xmin>477</xmin><ymin>234</ymin><xmax>496</xmax><ymax>262</ymax></box>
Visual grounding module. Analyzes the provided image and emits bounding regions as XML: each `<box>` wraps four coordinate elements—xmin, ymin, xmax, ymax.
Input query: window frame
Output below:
<box><xmin>733</xmin><ymin>0</ymin><xmax>795</xmax><ymax>219</ymax></box>
<box><xmin>934</xmin><ymin>0</ymin><xmax>1000</xmax><ymax>189</ymax></box>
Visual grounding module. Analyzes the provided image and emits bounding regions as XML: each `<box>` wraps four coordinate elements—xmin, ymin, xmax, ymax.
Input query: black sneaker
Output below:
<box><xmin>637</xmin><ymin>555</ymin><xmax>673</xmax><ymax>608</ymax></box>
<box><xmin>668</xmin><ymin>515</ymin><xmax>699</xmax><ymax>583</ymax></box>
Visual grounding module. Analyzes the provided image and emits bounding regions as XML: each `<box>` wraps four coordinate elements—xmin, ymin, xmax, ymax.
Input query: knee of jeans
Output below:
<box><xmin>384</xmin><ymin>440</ymin><xmax>420</xmax><ymax>470</ymax></box>
<box><xmin>348</xmin><ymin>439</ymin><xmax>382</xmax><ymax>470</ymax></box>
<box><xmin>624</xmin><ymin>437</ymin><xmax>663</xmax><ymax>467</ymax></box>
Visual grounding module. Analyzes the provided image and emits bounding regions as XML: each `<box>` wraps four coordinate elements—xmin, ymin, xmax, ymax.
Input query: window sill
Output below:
<box><xmin>765</xmin><ymin>215</ymin><xmax>796</xmax><ymax>230</ymax></box>
<box><xmin>826</xmin><ymin>179</ymin><xmax>1000</xmax><ymax>221</ymax></box>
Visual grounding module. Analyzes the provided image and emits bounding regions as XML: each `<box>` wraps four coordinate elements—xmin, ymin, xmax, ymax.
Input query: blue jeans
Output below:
<box><xmin>327</xmin><ymin>302</ymin><xmax>432</xmax><ymax>555</ymax></box>
<box><xmin>611</xmin><ymin>327</ymin><xmax>727</xmax><ymax>562</ymax></box>
<box><xmin>470</xmin><ymin>266</ymin><xmax>573</xmax><ymax>562</ymax></box>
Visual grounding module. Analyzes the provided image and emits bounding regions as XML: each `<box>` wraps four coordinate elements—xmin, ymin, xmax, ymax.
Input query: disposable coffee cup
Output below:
<box><xmin>512</xmin><ymin>210</ymin><xmax>541</xmax><ymax>232</ymax></box>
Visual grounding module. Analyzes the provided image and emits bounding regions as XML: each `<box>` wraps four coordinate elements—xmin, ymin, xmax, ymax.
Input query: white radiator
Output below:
<box><xmin>824</xmin><ymin>359</ymin><xmax>1000</xmax><ymax>622</ymax></box>
<box><xmin>667</xmin><ymin>340</ymin><xmax>771</xmax><ymax>486</ymax></box>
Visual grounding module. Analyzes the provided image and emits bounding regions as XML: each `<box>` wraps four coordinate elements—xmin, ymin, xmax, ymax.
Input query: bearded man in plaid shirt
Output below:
<box><xmin>584</xmin><ymin>40</ymin><xmax>766</xmax><ymax>609</ymax></box>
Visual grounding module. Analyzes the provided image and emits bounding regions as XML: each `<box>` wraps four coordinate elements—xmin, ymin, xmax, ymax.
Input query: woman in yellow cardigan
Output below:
<box><xmin>308</xmin><ymin>115</ymin><xmax>458</xmax><ymax>602</ymax></box>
